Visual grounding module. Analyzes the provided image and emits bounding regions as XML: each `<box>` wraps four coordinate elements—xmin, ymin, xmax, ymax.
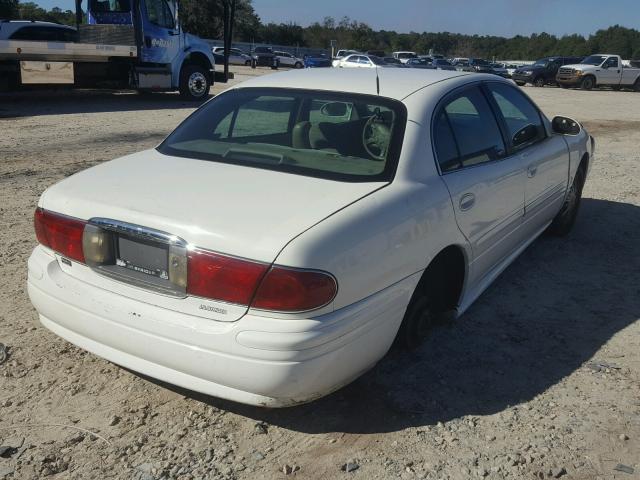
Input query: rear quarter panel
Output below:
<box><xmin>272</xmin><ymin>118</ymin><xmax>470</xmax><ymax>313</ymax></box>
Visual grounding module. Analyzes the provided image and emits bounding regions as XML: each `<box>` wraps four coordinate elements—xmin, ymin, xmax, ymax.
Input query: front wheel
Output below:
<box><xmin>547</xmin><ymin>167</ymin><xmax>586</xmax><ymax>236</ymax></box>
<box><xmin>580</xmin><ymin>76</ymin><xmax>595</xmax><ymax>91</ymax></box>
<box><xmin>179</xmin><ymin>64</ymin><xmax>211</xmax><ymax>101</ymax></box>
<box><xmin>533</xmin><ymin>76</ymin><xmax>545</xmax><ymax>87</ymax></box>
<box><xmin>294</xmin><ymin>61</ymin><xmax>303</xmax><ymax>69</ymax></box>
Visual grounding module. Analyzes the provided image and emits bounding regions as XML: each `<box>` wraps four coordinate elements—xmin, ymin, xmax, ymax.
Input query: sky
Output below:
<box><xmin>32</xmin><ymin>0</ymin><xmax>640</xmax><ymax>38</ymax></box>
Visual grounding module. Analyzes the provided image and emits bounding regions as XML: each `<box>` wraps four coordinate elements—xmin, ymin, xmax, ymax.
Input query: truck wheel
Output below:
<box><xmin>179</xmin><ymin>64</ymin><xmax>210</xmax><ymax>101</ymax></box>
<box><xmin>547</xmin><ymin>166</ymin><xmax>586</xmax><ymax>236</ymax></box>
<box><xmin>580</xmin><ymin>76</ymin><xmax>595</xmax><ymax>91</ymax></box>
<box><xmin>533</xmin><ymin>76</ymin><xmax>545</xmax><ymax>87</ymax></box>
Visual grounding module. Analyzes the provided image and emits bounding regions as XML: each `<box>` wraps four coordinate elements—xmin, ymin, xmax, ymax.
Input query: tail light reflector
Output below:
<box><xmin>252</xmin><ymin>267</ymin><xmax>337</xmax><ymax>312</ymax></box>
<box><xmin>187</xmin><ymin>249</ymin><xmax>268</xmax><ymax>305</ymax></box>
<box><xmin>34</xmin><ymin>208</ymin><xmax>86</xmax><ymax>263</ymax></box>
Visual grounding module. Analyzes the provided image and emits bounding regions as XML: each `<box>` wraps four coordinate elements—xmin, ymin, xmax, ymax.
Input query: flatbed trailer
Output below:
<box><xmin>0</xmin><ymin>0</ymin><xmax>216</xmax><ymax>100</ymax></box>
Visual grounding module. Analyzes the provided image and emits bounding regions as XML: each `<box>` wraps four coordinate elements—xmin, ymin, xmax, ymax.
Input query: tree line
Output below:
<box><xmin>2</xmin><ymin>0</ymin><xmax>640</xmax><ymax>60</ymax></box>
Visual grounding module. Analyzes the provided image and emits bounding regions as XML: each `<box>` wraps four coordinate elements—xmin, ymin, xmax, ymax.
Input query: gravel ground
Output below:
<box><xmin>1</xmin><ymin>69</ymin><xmax>639</xmax><ymax>480</ymax></box>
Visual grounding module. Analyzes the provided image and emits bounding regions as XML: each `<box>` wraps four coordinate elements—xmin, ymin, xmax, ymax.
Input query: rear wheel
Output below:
<box><xmin>533</xmin><ymin>76</ymin><xmax>545</xmax><ymax>87</ymax></box>
<box><xmin>548</xmin><ymin>166</ymin><xmax>586</xmax><ymax>236</ymax></box>
<box><xmin>179</xmin><ymin>64</ymin><xmax>211</xmax><ymax>101</ymax></box>
<box><xmin>580</xmin><ymin>76</ymin><xmax>595</xmax><ymax>91</ymax></box>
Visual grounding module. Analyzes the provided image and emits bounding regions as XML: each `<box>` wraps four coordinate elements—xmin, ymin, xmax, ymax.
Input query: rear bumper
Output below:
<box><xmin>27</xmin><ymin>246</ymin><xmax>414</xmax><ymax>406</ymax></box>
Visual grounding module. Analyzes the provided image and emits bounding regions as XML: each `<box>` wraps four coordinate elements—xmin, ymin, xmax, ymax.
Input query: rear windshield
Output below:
<box><xmin>158</xmin><ymin>88</ymin><xmax>407</xmax><ymax>182</ymax></box>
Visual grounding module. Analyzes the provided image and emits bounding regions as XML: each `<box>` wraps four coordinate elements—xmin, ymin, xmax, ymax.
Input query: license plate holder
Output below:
<box><xmin>115</xmin><ymin>235</ymin><xmax>169</xmax><ymax>280</ymax></box>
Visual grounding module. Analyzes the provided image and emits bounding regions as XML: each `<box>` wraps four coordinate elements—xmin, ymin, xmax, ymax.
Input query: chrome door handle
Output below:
<box><xmin>459</xmin><ymin>193</ymin><xmax>475</xmax><ymax>211</ymax></box>
<box><xmin>527</xmin><ymin>165</ymin><xmax>538</xmax><ymax>177</ymax></box>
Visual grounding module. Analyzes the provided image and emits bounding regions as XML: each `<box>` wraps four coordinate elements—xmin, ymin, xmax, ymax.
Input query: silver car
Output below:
<box><xmin>211</xmin><ymin>47</ymin><xmax>252</xmax><ymax>66</ymax></box>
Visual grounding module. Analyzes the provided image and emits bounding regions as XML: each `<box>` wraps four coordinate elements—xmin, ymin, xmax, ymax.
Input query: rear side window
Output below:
<box><xmin>487</xmin><ymin>83</ymin><xmax>545</xmax><ymax>150</ymax></box>
<box><xmin>434</xmin><ymin>87</ymin><xmax>506</xmax><ymax>170</ymax></box>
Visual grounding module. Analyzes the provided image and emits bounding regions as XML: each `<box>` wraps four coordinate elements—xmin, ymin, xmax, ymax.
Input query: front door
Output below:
<box><xmin>433</xmin><ymin>85</ymin><xmax>526</xmax><ymax>284</ymax></box>
<box><xmin>485</xmin><ymin>82</ymin><xmax>570</xmax><ymax>232</ymax></box>
<box><xmin>598</xmin><ymin>56</ymin><xmax>622</xmax><ymax>85</ymax></box>
<box><xmin>141</xmin><ymin>0</ymin><xmax>181</xmax><ymax>65</ymax></box>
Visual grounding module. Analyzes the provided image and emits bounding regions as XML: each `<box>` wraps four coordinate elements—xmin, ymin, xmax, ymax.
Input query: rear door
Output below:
<box><xmin>485</xmin><ymin>82</ymin><xmax>569</xmax><ymax>233</ymax></box>
<box><xmin>434</xmin><ymin>85</ymin><xmax>526</xmax><ymax>282</ymax></box>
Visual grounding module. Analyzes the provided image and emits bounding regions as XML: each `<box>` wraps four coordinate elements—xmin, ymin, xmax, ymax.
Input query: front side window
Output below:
<box><xmin>159</xmin><ymin>88</ymin><xmax>407</xmax><ymax>182</ymax></box>
<box><xmin>434</xmin><ymin>86</ymin><xmax>506</xmax><ymax>171</ymax></box>
<box><xmin>146</xmin><ymin>0</ymin><xmax>175</xmax><ymax>29</ymax></box>
<box><xmin>604</xmin><ymin>56</ymin><xmax>619</xmax><ymax>68</ymax></box>
<box><xmin>487</xmin><ymin>83</ymin><xmax>545</xmax><ymax>150</ymax></box>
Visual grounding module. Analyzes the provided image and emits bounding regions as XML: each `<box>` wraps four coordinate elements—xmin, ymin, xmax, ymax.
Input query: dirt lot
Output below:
<box><xmin>1</xmin><ymin>68</ymin><xmax>639</xmax><ymax>480</ymax></box>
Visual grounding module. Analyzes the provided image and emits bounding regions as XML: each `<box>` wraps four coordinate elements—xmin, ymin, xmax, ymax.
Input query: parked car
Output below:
<box><xmin>336</xmin><ymin>53</ymin><xmax>388</xmax><ymax>68</ymax></box>
<box><xmin>28</xmin><ymin>68</ymin><xmax>593</xmax><ymax>407</ymax></box>
<box><xmin>392</xmin><ymin>51</ymin><xmax>417</xmax><ymax>63</ymax></box>
<box><xmin>431</xmin><ymin>59</ymin><xmax>457</xmax><ymax>71</ymax></box>
<box><xmin>512</xmin><ymin>56</ymin><xmax>583</xmax><ymax>87</ymax></box>
<box><xmin>304</xmin><ymin>53</ymin><xmax>332</xmax><ymax>68</ymax></box>
<box><xmin>405</xmin><ymin>57</ymin><xmax>434</xmax><ymax>69</ymax></box>
<box><xmin>212</xmin><ymin>47</ymin><xmax>252</xmax><ymax>66</ymax></box>
<box><xmin>0</xmin><ymin>20</ymin><xmax>77</xmax><ymax>41</ymax></box>
<box><xmin>556</xmin><ymin>54</ymin><xmax>640</xmax><ymax>91</ymax></box>
<box><xmin>273</xmin><ymin>50</ymin><xmax>304</xmax><ymax>69</ymax></box>
<box><xmin>252</xmin><ymin>46</ymin><xmax>279</xmax><ymax>68</ymax></box>
<box><xmin>463</xmin><ymin>58</ymin><xmax>495</xmax><ymax>74</ymax></box>
<box><xmin>382</xmin><ymin>56</ymin><xmax>403</xmax><ymax>65</ymax></box>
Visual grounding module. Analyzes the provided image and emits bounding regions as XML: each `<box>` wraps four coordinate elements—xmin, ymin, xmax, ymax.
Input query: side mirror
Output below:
<box><xmin>512</xmin><ymin>124</ymin><xmax>539</xmax><ymax>147</ymax></box>
<box><xmin>551</xmin><ymin>116</ymin><xmax>581</xmax><ymax>136</ymax></box>
<box><xmin>320</xmin><ymin>102</ymin><xmax>348</xmax><ymax>117</ymax></box>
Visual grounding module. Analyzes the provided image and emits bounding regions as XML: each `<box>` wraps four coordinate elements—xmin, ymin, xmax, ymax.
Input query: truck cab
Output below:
<box><xmin>556</xmin><ymin>54</ymin><xmax>640</xmax><ymax>91</ymax></box>
<box><xmin>0</xmin><ymin>0</ymin><xmax>215</xmax><ymax>99</ymax></box>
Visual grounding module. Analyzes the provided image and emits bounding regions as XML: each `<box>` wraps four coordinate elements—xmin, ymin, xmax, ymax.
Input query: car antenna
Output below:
<box><xmin>375</xmin><ymin>65</ymin><xmax>380</xmax><ymax>95</ymax></box>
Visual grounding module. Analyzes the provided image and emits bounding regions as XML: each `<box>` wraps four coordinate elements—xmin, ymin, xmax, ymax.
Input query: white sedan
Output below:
<box><xmin>28</xmin><ymin>69</ymin><xmax>593</xmax><ymax>407</ymax></box>
<box><xmin>273</xmin><ymin>50</ymin><xmax>304</xmax><ymax>69</ymax></box>
<box><xmin>337</xmin><ymin>53</ymin><xmax>387</xmax><ymax>68</ymax></box>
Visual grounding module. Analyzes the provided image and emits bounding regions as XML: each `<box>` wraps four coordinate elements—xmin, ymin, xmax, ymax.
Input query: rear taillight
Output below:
<box><xmin>187</xmin><ymin>249</ymin><xmax>269</xmax><ymax>305</ymax></box>
<box><xmin>34</xmin><ymin>208</ymin><xmax>86</xmax><ymax>263</ymax></box>
<box><xmin>252</xmin><ymin>267</ymin><xmax>337</xmax><ymax>312</ymax></box>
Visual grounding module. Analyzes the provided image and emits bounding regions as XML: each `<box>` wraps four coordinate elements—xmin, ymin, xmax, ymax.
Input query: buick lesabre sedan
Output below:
<box><xmin>28</xmin><ymin>69</ymin><xmax>594</xmax><ymax>407</ymax></box>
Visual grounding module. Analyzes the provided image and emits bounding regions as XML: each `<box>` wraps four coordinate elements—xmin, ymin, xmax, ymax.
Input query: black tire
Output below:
<box><xmin>634</xmin><ymin>79</ymin><xmax>640</xmax><ymax>92</ymax></box>
<box><xmin>559</xmin><ymin>83</ymin><xmax>569</xmax><ymax>89</ymax></box>
<box><xmin>270</xmin><ymin>59</ymin><xmax>280</xmax><ymax>70</ymax></box>
<box><xmin>533</xmin><ymin>76</ymin><xmax>545</xmax><ymax>87</ymax></box>
<box><xmin>179</xmin><ymin>64</ymin><xmax>211</xmax><ymax>101</ymax></box>
<box><xmin>395</xmin><ymin>295</ymin><xmax>438</xmax><ymax>350</ymax></box>
<box><xmin>294</xmin><ymin>61</ymin><xmax>303</xmax><ymax>69</ymax></box>
<box><xmin>548</xmin><ymin>166</ymin><xmax>586</xmax><ymax>236</ymax></box>
<box><xmin>515</xmin><ymin>81</ymin><xmax>526</xmax><ymax>86</ymax></box>
<box><xmin>245</xmin><ymin>60</ymin><xmax>251</xmax><ymax>66</ymax></box>
<box><xmin>580</xmin><ymin>76</ymin><xmax>595</xmax><ymax>91</ymax></box>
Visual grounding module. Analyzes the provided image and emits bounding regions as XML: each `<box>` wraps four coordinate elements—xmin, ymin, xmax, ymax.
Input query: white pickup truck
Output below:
<box><xmin>556</xmin><ymin>54</ymin><xmax>640</xmax><ymax>91</ymax></box>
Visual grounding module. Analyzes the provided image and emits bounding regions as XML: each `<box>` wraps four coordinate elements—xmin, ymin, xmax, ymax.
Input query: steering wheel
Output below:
<box><xmin>362</xmin><ymin>114</ymin><xmax>391</xmax><ymax>161</ymax></box>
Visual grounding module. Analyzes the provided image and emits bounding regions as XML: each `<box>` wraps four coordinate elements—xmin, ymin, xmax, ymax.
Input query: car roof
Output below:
<box><xmin>230</xmin><ymin>68</ymin><xmax>472</xmax><ymax>101</ymax></box>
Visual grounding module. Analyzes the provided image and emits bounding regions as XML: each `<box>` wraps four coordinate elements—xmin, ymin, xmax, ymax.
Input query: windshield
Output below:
<box><xmin>158</xmin><ymin>88</ymin><xmax>407</xmax><ymax>182</ymax></box>
<box><xmin>581</xmin><ymin>55</ymin><xmax>607</xmax><ymax>66</ymax></box>
<box><xmin>90</xmin><ymin>0</ymin><xmax>131</xmax><ymax>12</ymax></box>
<box><xmin>533</xmin><ymin>59</ymin><xmax>549</xmax><ymax>67</ymax></box>
<box><xmin>472</xmin><ymin>58</ymin><xmax>489</xmax><ymax>66</ymax></box>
